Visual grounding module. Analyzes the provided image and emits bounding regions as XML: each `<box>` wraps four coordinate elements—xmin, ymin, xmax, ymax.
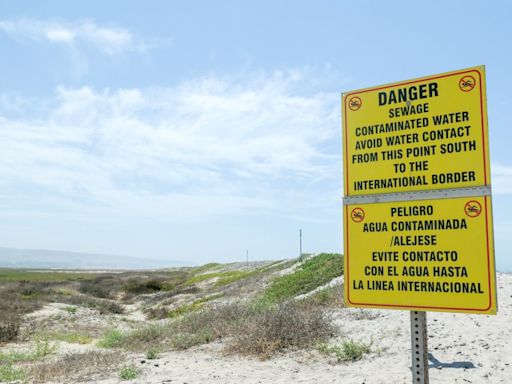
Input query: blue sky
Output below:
<box><xmin>0</xmin><ymin>0</ymin><xmax>511</xmax><ymax>270</ymax></box>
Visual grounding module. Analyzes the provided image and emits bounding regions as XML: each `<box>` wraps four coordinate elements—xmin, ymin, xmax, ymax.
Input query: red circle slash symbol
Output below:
<box><xmin>351</xmin><ymin>207</ymin><xmax>365</xmax><ymax>223</ymax></box>
<box><xmin>348</xmin><ymin>96</ymin><xmax>362</xmax><ymax>111</ymax></box>
<box><xmin>465</xmin><ymin>200</ymin><xmax>482</xmax><ymax>218</ymax></box>
<box><xmin>459</xmin><ymin>75</ymin><xmax>476</xmax><ymax>92</ymax></box>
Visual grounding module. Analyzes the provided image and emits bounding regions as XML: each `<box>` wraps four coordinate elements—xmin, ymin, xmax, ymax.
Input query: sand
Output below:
<box><xmin>58</xmin><ymin>272</ymin><xmax>512</xmax><ymax>384</ymax></box>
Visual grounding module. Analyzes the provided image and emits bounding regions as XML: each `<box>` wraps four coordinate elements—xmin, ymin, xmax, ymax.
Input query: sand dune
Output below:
<box><xmin>65</xmin><ymin>273</ymin><xmax>512</xmax><ymax>384</ymax></box>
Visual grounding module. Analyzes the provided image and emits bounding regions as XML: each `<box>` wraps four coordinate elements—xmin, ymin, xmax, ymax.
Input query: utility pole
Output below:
<box><xmin>246</xmin><ymin>249</ymin><xmax>249</xmax><ymax>267</ymax></box>
<box><xmin>299</xmin><ymin>229</ymin><xmax>303</xmax><ymax>260</ymax></box>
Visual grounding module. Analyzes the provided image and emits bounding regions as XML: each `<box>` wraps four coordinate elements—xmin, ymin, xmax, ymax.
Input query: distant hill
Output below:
<box><xmin>0</xmin><ymin>247</ymin><xmax>190</xmax><ymax>270</ymax></box>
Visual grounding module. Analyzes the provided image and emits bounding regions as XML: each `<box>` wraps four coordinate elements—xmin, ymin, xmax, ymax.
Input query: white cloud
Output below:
<box><xmin>491</xmin><ymin>163</ymin><xmax>512</xmax><ymax>195</ymax></box>
<box><xmin>0</xmin><ymin>19</ymin><xmax>141</xmax><ymax>54</ymax></box>
<box><xmin>0</xmin><ymin>70</ymin><xmax>341</xmax><ymax>222</ymax></box>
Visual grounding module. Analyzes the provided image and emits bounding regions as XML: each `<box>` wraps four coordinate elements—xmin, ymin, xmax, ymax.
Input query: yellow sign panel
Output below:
<box><xmin>344</xmin><ymin>196</ymin><xmax>496</xmax><ymax>314</ymax></box>
<box><xmin>342</xmin><ymin>66</ymin><xmax>490</xmax><ymax>196</ymax></box>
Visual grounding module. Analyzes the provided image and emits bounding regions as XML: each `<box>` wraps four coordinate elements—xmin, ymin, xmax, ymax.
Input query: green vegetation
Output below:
<box><xmin>260</xmin><ymin>253</ymin><xmax>343</xmax><ymax>304</ymax></box>
<box><xmin>0</xmin><ymin>340</ymin><xmax>57</xmax><ymax>364</ymax></box>
<box><xmin>190</xmin><ymin>262</ymin><xmax>222</xmax><ymax>274</ymax></box>
<box><xmin>167</xmin><ymin>294</ymin><xmax>224</xmax><ymax>318</ymax></box>
<box><xmin>64</xmin><ymin>306</ymin><xmax>77</xmax><ymax>314</ymax></box>
<box><xmin>97</xmin><ymin>329</ymin><xmax>126</xmax><ymax>348</ymax></box>
<box><xmin>0</xmin><ymin>364</ymin><xmax>25</xmax><ymax>382</ymax></box>
<box><xmin>98</xmin><ymin>324</ymin><xmax>170</xmax><ymax>351</ymax></box>
<box><xmin>167</xmin><ymin>301</ymin><xmax>205</xmax><ymax>318</ymax></box>
<box><xmin>317</xmin><ymin>339</ymin><xmax>372</xmax><ymax>362</ymax></box>
<box><xmin>146</xmin><ymin>349</ymin><xmax>158</xmax><ymax>360</ymax></box>
<box><xmin>183</xmin><ymin>261</ymin><xmax>294</xmax><ymax>289</ymax></box>
<box><xmin>183</xmin><ymin>270</ymin><xmax>251</xmax><ymax>286</ymax></box>
<box><xmin>37</xmin><ymin>331</ymin><xmax>92</xmax><ymax>345</ymax></box>
<box><xmin>257</xmin><ymin>259</ymin><xmax>295</xmax><ymax>274</ymax></box>
<box><xmin>214</xmin><ymin>270</ymin><xmax>257</xmax><ymax>286</ymax></box>
<box><xmin>0</xmin><ymin>340</ymin><xmax>58</xmax><ymax>382</ymax></box>
<box><xmin>119</xmin><ymin>365</ymin><xmax>140</xmax><ymax>380</ymax></box>
<box><xmin>0</xmin><ymin>269</ymin><xmax>98</xmax><ymax>282</ymax></box>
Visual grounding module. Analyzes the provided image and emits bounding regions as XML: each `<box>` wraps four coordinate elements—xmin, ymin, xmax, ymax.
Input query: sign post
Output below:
<box><xmin>411</xmin><ymin>311</ymin><xmax>429</xmax><ymax>384</ymax></box>
<box><xmin>342</xmin><ymin>66</ymin><xmax>497</xmax><ymax>383</ymax></box>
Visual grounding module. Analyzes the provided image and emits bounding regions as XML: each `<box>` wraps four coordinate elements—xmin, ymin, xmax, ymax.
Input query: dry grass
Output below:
<box><xmin>28</xmin><ymin>350</ymin><xmax>124</xmax><ymax>383</ymax></box>
<box><xmin>79</xmin><ymin>276</ymin><xmax>119</xmax><ymax>299</ymax></box>
<box><xmin>0</xmin><ymin>282</ymin><xmax>45</xmax><ymax>342</ymax></box>
<box><xmin>226</xmin><ymin>301</ymin><xmax>335</xmax><ymax>359</ymax></box>
<box><xmin>64</xmin><ymin>295</ymin><xmax>125</xmax><ymax>314</ymax></box>
<box><xmin>97</xmin><ymin>300</ymin><xmax>334</xmax><ymax>359</ymax></box>
<box><xmin>0</xmin><ymin>279</ymin><xmax>123</xmax><ymax>343</ymax></box>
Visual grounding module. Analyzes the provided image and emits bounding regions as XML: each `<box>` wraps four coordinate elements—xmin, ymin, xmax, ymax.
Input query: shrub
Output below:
<box><xmin>227</xmin><ymin>301</ymin><xmax>334</xmax><ymax>359</ymax></box>
<box><xmin>119</xmin><ymin>365</ymin><xmax>140</xmax><ymax>380</ymax></box>
<box><xmin>174</xmin><ymin>302</ymin><xmax>251</xmax><ymax>338</ymax></box>
<box><xmin>0</xmin><ymin>319</ymin><xmax>20</xmax><ymax>342</ymax></box>
<box><xmin>144</xmin><ymin>306</ymin><xmax>169</xmax><ymax>320</ymax></box>
<box><xmin>100</xmin><ymin>300</ymin><xmax>334</xmax><ymax>359</ymax></box>
<box><xmin>79</xmin><ymin>276</ymin><xmax>117</xmax><ymax>299</ymax></box>
<box><xmin>0</xmin><ymin>283</ymin><xmax>46</xmax><ymax>341</ymax></box>
<box><xmin>124</xmin><ymin>278</ymin><xmax>164</xmax><ymax>295</ymax></box>
<box><xmin>98</xmin><ymin>324</ymin><xmax>167</xmax><ymax>351</ymax></box>
<box><xmin>97</xmin><ymin>329</ymin><xmax>126</xmax><ymax>349</ymax></box>
<box><xmin>146</xmin><ymin>349</ymin><xmax>158</xmax><ymax>360</ymax></box>
<box><xmin>32</xmin><ymin>339</ymin><xmax>58</xmax><ymax>359</ymax></box>
<box><xmin>64</xmin><ymin>306</ymin><xmax>77</xmax><ymax>314</ymax></box>
<box><xmin>317</xmin><ymin>339</ymin><xmax>372</xmax><ymax>362</ymax></box>
<box><xmin>169</xmin><ymin>330</ymin><xmax>214</xmax><ymax>350</ymax></box>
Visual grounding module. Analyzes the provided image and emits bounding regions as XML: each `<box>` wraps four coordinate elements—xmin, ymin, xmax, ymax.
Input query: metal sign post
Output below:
<box><xmin>410</xmin><ymin>311</ymin><xmax>429</xmax><ymax>384</ymax></box>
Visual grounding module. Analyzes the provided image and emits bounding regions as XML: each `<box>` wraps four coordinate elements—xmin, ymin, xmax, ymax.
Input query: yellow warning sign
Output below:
<box><xmin>344</xmin><ymin>196</ymin><xmax>497</xmax><ymax>314</ymax></box>
<box><xmin>342</xmin><ymin>66</ymin><xmax>490</xmax><ymax>196</ymax></box>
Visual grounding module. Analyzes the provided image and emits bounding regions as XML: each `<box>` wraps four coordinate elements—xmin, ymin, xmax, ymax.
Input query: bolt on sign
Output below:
<box><xmin>342</xmin><ymin>66</ymin><xmax>497</xmax><ymax>314</ymax></box>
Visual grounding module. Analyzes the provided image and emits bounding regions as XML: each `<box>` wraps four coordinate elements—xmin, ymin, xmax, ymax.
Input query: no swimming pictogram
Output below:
<box><xmin>351</xmin><ymin>207</ymin><xmax>365</xmax><ymax>222</ymax></box>
<box><xmin>348</xmin><ymin>96</ymin><xmax>362</xmax><ymax>111</ymax></box>
<box><xmin>459</xmin><ymin>75</ymin><xmax>476</xmax><ymax>92</ymax></box>
<box><xmin>465</xmin><ymin>200</ymin><xmax>482</xmax><ymax>218</ymax></box>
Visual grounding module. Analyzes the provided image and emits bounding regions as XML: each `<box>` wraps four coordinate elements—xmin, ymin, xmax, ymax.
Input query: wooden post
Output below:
<box><xmin>410</xmin><ymin>311</ymin><xmax>429</xmax><ymax>383</ymax></box>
